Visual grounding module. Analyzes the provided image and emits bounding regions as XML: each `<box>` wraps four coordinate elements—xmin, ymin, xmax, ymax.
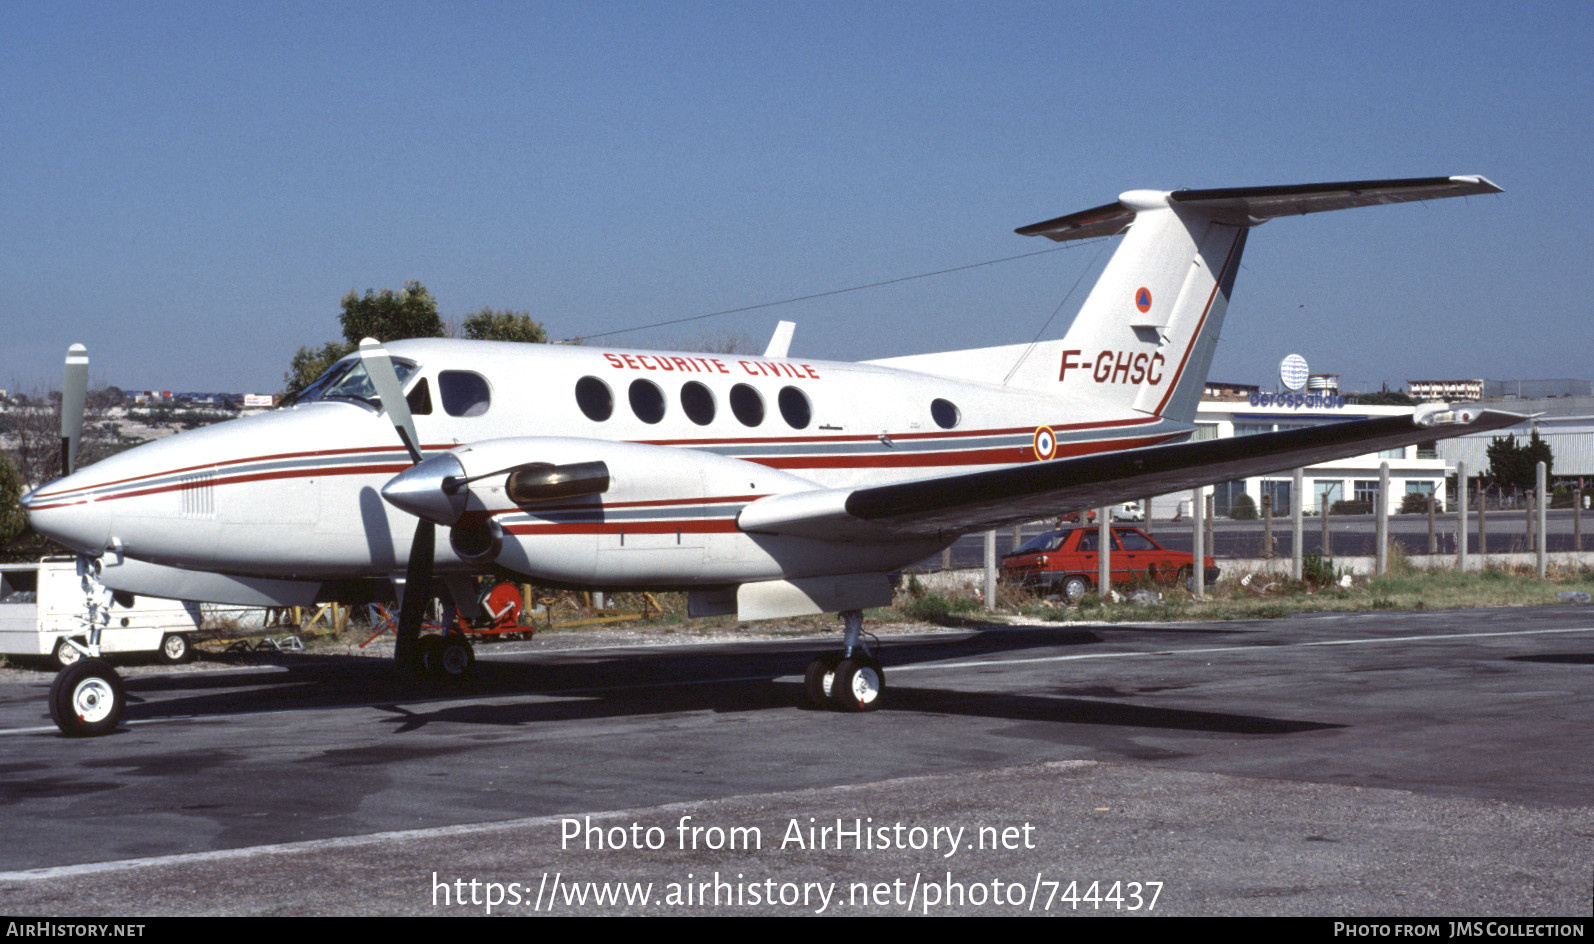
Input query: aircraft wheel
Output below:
<box><xmin>435</xmin><ymin>635</ymin><xmax>475</xmax><ymax>681</ymax></box>
<box><xmin>421</xmin><ymin>634</ymin><xmax>475</xmax><ymax>682</ymax></box>
<box><xmin>830</xmin><ymin>657</ymin><xmax>885</xmax><ymax>713</ymax></box>
<box><xmin>49</xmin><ymin>658</ymin><xmax>125</xmax><ymax>737</ymax></box>
<box><xmin>803</xmin><ymin>653</ymin><xmax>841</xmax><ymax>709</ymax></box>
<box><xmin>51</xmin><ymin>637</ymin><xmax>83</xmax><ymax>670</ymax></box>
<box><xmin>1062</xmin><ymin>575</ymin><xmax>1090</xmax><ymax>602</ymax></box>
<box><xmin>157</xmin><ymin>633</ymin><xmax>193</xmax><ymax>665</ymax></box>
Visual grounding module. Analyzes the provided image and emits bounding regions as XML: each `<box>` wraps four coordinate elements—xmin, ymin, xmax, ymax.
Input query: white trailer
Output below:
<box><xmin>0</xmin><ymin>558</ymin><xmax>203</xmax><ymax>669</ymax></box>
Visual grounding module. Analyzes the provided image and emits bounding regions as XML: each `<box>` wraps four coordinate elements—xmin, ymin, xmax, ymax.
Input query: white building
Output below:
<box><xmin>1408</xmin><ymin>379</ymin><xmax>1484</xmax><ymax>402</ymax></box>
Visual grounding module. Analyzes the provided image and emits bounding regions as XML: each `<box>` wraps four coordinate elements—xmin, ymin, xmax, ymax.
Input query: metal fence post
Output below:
<box><xmin>1205</xmin><ymin>493</ymin><xmax>1215</xmax><ymax>567</ymax></box>
<box><xmin>1457</xmin><ymin>462</ymin><xmax>1469</xmax><ymax>573</ymax></box>
<box><xmin>1525</xmin><ymin>490</ymin><xmax>1535</xmax><ymax>554</ymax></box>
<box><xmin>1376</xmin><ymin>462</ymin><xmax>1389</xmax><ymax>576</ymax></box>
<box><xmin>1321</xmin><ymin>487</ymin><xmax>1332</xmax><ymax>559</ymax></box>
<box><xmin>1575</xmin><ymin>488</ymin><xmax>1583</xmax><ymax>553</ymax></box>
<box><xmin>1537</xmin><ymin>462</ymin><xmax>1548</xmax><ymax>578</ymax></box>
<box><xmin>1098</xmin><ymin>508</ymin><xmax>1111</xmax><ymax>602</ymax></box>
<box><xmin>983</xmin><ymin>530</ymin><xmax>996</xmax><ymax>610</ymax></box>
<box><xmin>1292</xmin><ymin>468</ymin><xmax>1304</xmax><ymax>580</ymax></box>
<box><xmin>1262</xmin><ymin>493</ymin><xmax>1274</xmax><ymax>559</ymax></box>
<box><xmin>1427</xmin><ymin>493</ymin><xmax>1437</xmax><ymax>555</ymax></box>
<box><xmin>1191</xmin><ymin>487</ymin><xmax>1205</xmax><ymax>598</ymax></box>
<box><xmin>1477</xmin><ymin>481</ymin><xmax>1488</xmax><ymax>562</ymax></box>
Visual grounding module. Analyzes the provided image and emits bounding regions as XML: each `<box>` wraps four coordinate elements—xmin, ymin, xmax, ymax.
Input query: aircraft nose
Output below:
<box><xmin>21</xmin><ymin>476</ymin><xmax>113</xmax><ymax>554</ymax></box>
<box><xmin>380</xmin><ymin>453</ymin><xmax>468</xmax><ymax>526</ymax></box>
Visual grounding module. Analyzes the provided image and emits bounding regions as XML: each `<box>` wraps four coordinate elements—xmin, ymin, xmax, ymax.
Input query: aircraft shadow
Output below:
<box><xmin>79</xmin><ymin>623</ymin><xmax>1338</xmax><ymax>739</ymax></box>
<box><xmin>1505</xmin><ymin>653</ymin><xmax>1594</xmax><ymax>666</ymax></box>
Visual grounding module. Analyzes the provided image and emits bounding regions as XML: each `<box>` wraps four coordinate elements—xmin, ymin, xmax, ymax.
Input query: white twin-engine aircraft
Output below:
<box><xmin>25</xmin><ymin>175</ymin><xmax>1516</xmax><ymax>735</ymax></box>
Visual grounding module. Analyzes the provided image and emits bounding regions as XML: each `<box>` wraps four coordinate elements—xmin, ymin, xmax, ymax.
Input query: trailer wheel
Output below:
<box><xmin>49</xmin><ymin>659</ymin><xmax>125</xmax><ymax>737</ymax></box>
<box><xmin>157</xmin><ymin>633</ymin><xmax>193</xmax><ymax>665</ymax></box>
<box><xmin>51</xmin><ymin>638</ymin><xmax>84</xmax><ymax>670</ymax></box>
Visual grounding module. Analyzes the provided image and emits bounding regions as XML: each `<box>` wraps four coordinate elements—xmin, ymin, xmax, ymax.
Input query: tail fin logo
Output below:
<box><xmin>1134</xmin><ymin>287</ymin><xmax>1152</xmax><ymax>313</ymax></box>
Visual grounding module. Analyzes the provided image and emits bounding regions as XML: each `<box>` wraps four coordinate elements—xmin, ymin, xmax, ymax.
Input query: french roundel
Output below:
<box><xmin>1134</xmin><ymin>287</ymin><xmax>1152</xmax><ymax>313</ymax></box>
<box><xmin>1032</xmin><ymin>426</ymin><xmax>1057</xmax><ymax>461</ymax></box>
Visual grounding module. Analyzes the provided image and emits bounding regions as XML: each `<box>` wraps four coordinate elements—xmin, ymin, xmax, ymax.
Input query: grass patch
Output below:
<box><xmin>894</xmin><ymin>563</ymin><xmax>1594</xmax><ymax>625</ymax></box>
<box><xmin>897</xmin><ymin>593</ymin><xmax>986</xmax><ymax>625</ymax></box>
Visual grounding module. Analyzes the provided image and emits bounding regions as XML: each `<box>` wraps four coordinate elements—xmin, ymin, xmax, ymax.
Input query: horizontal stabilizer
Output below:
<box><xmin>1017</xmin><ymin>175</ymin><xmax>1501</xmax><ymax>241</ymax></box>
<box><xmin>738</xmin><ymin>408</ymin><xmax>1521</xmax><ymax>542</ymax></box>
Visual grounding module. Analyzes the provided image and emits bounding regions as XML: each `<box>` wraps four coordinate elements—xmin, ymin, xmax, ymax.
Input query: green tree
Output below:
<box><xmin>1345</xmin><ymin>383</ymin><xmax>1417</xmax><ymax>406</ymax></box>
<box><xmin>0</xmin><ymin>455</ymin><xmax>27</xmax><ymax>549</ymax></box>
<box><xmin>338</xmin><ymin>281</ymin><xmax>443</xmax><ymax>344</ymax></box>
<box><xmin>1485</xmin><ymin>430</ymin><xmax>1553</xmax><ymax>492</ymax></box>
<box><xmin>1524</xmin><ymin>428</ymin><xmax>1553</xmax><ymax>485</ymax></box>
<box><xmin>281</xmin><ymin>281</ymin><xmax>445</xmax><ymax>400</ymax></box>
<box><xmin>87</xmin><ymin>386</ymin><xmax>125</xmax><ymax>409</ymax></box>
<box><xmin>282</xmin><ymin>340</ymin><xmax>356</xmax><ymax>402</ymax></box>
<box><xmin>462</xmin><ymin>308</ymin><xmax>547</xmax><ymax>343</ymax></box>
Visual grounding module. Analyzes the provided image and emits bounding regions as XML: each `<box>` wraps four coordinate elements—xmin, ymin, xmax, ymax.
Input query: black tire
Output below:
<box><xmin>803</xmin><ymin>653</ymin><xmax>842</xmax><ymax>709</ymax></box>
<box><xmin>434</xmin><ymin>635</ymin><xmax>475</xmax><ymax>681</ymax></box>
<box><xmin>830</xmin><ymin>657</ymin><xmax>885</xmax><ymax>713</ymax></box>
<box><xmin>1178</xmin><ymin>565</ymin><xmax>1195</xmax><ymax>593</ymax></box>
<box><xmin>415</xmin><ymin>635</ymin><xmax>444</xmax><ymax>675</ymax></box>
<box><xmin>51</xmin><ymin>638</ymin><xmax>84</xmax><ymax>671</ymax></box>
<box><xmin>1062</xmin><ymin>575</ymin><xmax>1090</xmax><ymax>602</ymax></box>
<box><xmin>420</xmin><ymin>634</ymin><xmax>474</xmax><ymax>682</ymax></box>
<box><xmin>49</xmin><ymin>658</ymin><xmax>125</xmax><ymax>737</ymax></box>
<box><xmin>157</xmin><ymin>633</ymin><xmax>192</xmax><ymax>665</ymax></box>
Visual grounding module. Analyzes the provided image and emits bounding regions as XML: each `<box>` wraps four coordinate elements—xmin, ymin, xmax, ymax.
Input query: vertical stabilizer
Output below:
<box><xmin>1008</xmin><ymin>175</ymin><xmax>1501</xmax><ymax>423</ymax></box>
<box><xmin>1017</xmin><ymin>193</ymin><xmax>1247</xmax><ymax>424</ymax></box>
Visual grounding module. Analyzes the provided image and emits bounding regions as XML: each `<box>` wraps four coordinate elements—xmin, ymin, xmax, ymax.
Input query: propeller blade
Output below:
<box><xmin>60</xmin><ymin>344</ymin><xmax>88</xmax><ymax>476</ymax></box>
<box><xmin>395</xmin><ymin>519</ymin><xmax>434</xmax><ymax>667</ymax></box>
<box><xmin>357</xmin><ymin>338</ymin><xmax>423</xmax><ymax>464</ymax></box>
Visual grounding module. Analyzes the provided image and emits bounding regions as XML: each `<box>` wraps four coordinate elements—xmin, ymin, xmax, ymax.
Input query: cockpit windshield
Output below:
<box><xmin>291</xmin><ymin>356</ymin><xmax>417</xmax><ymax>409</ymax></box>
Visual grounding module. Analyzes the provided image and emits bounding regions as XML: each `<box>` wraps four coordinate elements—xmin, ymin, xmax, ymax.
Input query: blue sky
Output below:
<box><xmin>3</xmin><ymin>1</ymin><xmax>1588</xmax><ymax>395</ymax></box>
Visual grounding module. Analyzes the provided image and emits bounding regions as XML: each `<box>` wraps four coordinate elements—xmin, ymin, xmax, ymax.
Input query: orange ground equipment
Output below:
<box><xmin>456</xmin><ymin>581</ymin><xmax>525</xmax><ymax>638</ymax></box>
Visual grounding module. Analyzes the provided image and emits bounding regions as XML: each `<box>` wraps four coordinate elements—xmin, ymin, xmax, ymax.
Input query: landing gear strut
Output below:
<box><xmin>803</xmin><ymin>609</ymin><xmax>884</xmax><ymax>712</ymax></box>
<box><xmin>50</xmin><ymin>555</ymin><xmax>125</xmax><ymax>737</ymax></box>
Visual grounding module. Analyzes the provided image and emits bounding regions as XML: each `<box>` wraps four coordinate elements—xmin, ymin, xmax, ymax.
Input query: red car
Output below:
<box><xmin>1000</xmin><ymin>526</ymin><xmax>1220</xmax><ymax>601</ymax></box>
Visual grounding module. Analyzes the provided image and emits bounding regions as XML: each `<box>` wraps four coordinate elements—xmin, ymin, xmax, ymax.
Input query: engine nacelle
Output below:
<box><xmin>383</xmin><ymin>436</ymin><xmax>946</xmax><ymax>586</ymax></box>
<box><xmin>384</xmin><ymin>437</ymin><xmax>819</xmax><ymax>585</ymax></box>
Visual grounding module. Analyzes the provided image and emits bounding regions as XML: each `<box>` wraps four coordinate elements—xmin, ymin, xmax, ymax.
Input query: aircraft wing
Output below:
<box><xmin>737</xmin><ymin>409</ymin><xmax>1521</xmax><ymax>542</ymax></box>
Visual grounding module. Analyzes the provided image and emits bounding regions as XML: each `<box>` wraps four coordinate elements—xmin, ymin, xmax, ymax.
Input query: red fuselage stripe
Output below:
<box><xmin>32</xmin><ymin>427</ymin><xmax>1181</xmax><ymax>509</ymax></box>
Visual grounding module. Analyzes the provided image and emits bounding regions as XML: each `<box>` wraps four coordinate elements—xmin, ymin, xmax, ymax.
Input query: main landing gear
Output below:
<box><xmin>803</xmin><ymin>610</ymin><xmax>884</xmax><ymax>712</ymax></box>
<box><xmin>414</xmin><ymin>631</ymin><xmax>476</xmax><ymax>682</ymax></box>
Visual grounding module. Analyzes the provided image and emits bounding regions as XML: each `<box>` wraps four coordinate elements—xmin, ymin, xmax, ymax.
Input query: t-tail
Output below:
<box><xmin>877</xmin><ymin>176</ymin><xmax>1501</xmax><ymax>425</ymax></box>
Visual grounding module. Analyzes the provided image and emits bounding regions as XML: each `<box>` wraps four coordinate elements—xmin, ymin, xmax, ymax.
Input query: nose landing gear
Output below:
<box><xmin>50</xmin><ymin>658</ymin><xmax>125</xmax><ymax>737</ymax></box>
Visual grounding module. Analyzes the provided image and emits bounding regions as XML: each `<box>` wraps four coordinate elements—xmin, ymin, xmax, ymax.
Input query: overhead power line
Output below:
<box><xmin>557</xmin><ymin>239</ymin><xmax>1108</xmax><ymax>344</ymax></box>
